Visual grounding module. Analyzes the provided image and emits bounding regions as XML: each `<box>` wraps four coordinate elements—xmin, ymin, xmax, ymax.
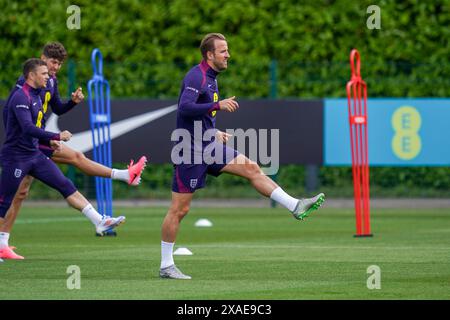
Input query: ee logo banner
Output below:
<box><xmin>391</xmin><ymin>106</ymin><xmax>422</xmax><ymax>160</ymax></box>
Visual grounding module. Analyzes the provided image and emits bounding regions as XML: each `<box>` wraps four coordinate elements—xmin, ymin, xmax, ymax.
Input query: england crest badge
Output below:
<box><xmin>14</xmin><ymin>169</ymin><xmax>22</xmax><ymax>178</ymax></box>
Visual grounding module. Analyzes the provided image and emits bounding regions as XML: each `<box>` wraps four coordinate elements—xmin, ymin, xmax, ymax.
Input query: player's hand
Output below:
<box><xmin>216</xmin><ymin>130</ymin><xmax>232</xmax><ymax>144</ymax></box>
<box><xmin>60</xmin><ymin>130</ymin><xmax>72</xmax><ymax>141</ymax></box>
<box><xmin>71</xmin><ymin>87</ymin><xmax>84</xmax><ymax>104</ymax></box>
<box><xmin>49</xmin><ymin>140</ymin><xmax>63</xmax><ymax>152</ymax></box>
<box><xmin>219</xmin><ymin>96</ymin><xmax>239</xmax><ymax>112</ymax></box>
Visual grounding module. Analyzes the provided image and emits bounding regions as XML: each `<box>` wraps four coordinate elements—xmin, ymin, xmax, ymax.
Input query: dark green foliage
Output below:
<box><xmin>1</xmin><ymin>0</ymin><xmax>448</xmax><ymax>98</ymax></box>
<box><xmin>26</xmin><ymin>164</ymin><xmax>450</xmax><ymax>199</ymax></box>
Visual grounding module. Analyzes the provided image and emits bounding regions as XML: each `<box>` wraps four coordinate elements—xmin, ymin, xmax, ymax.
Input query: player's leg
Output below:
<box><xmin>161</xmin><ymin>192</ymin><xmax>194</xmax><ymax>243</ymax></box>
<box><xmin>160</xmin><ymin>191</ymin><xmax>194</xmax><ymax>280</ymax></box>
<box><xmin>50</xmin><ymin>144</ymin><xmax>147</xmax><ymax>186</ymax></box>
<box><xmin>0</xmin><ymin>175</ymin><xmax>34</xmax><ymax>233</ymax></box>
<box><xmin>0</xmin><ymin>161</ymin><xmax>31</xmax><ymax>259</ymax></box>
<box><xmin>159</xmin><ymin>164</ymin><xmax>206</xmax><ymax>279</ymax></box>
<box><xmin>30</xmin><ymin>155</ymin><xmax>125</xmax><ymax>236</ymax></box>
<box><xmin>206</xmin><ymin>144</ymin><xmax>277</xmax><ymax>196</ymax></box>
<box><xmin>221</xmin><ymin>154</ymin><xmax>278</xmax><ymax>196</ymax></box>
<box><xmin>219</xmin><ymin>153</ymin><xmax>325</xmax><ymax>220</ymax></box>
<box><xmin>0</xmin><ymin>175</ymin><xmax>34</xmax><ymax>258</ymax></box>
<box><xmin>64</xmin><ymin>191</ymin><xmax>125</xmax><ymax>236</ymax></box>
<box><xmin>51</xmin><ymin>145</ymin><xmax>111</xmax><ymax>177</ymax></box>
<box><xmin>162</xmin><ymin>164</ymin><xmax>207</xmax><ymax>244</ymax></box>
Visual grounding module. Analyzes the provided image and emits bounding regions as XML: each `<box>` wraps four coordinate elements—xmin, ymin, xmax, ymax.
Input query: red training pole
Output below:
<box><xmin>346</xmin><ymin>49</ymin><xmax>373</xmax><ymax>237</ymax></box>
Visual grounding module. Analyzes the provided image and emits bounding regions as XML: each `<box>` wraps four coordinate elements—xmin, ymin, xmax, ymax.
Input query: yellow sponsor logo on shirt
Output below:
<box><xmin>43</xmin><ymin>92</ymin><xmax>51</xmax><ymax>114</ymax></box>
<box><xmin>36</xmin><ymin>111</ymin><xmax>43</xmax><ymax>128</ymax></box>
<box><xmin>211</xmin><ymin>92</ymin><xmax>219</xmax><ymax>117</ymax></box>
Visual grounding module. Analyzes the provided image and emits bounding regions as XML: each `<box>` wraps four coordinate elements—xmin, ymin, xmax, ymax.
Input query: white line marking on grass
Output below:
<box><xmin>187</xmin><ymin>244</ymin><xmax>450</xmax><ymax>251</ymax></box>
<box><xmin>15</xmin><ymin>217</ymin><xmax>86</xmax><ymax>224</ymax></box>
<box><xmin>26</xmin><ymin>243</ymin><xmax>446</xmax><ymax>251</ymax></box>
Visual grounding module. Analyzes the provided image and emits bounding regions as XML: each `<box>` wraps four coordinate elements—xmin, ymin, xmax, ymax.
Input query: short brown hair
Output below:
<box><xmin>23</xmin><ymin>58</ymin><xmax>47</xmax><ymax>79</ymax></box>
<box><xmin>200</xmin><ymin>33</ymin><xmax>226</xmax><ymax>59</ymax></box>
<box><xmin>42</xmin><ymin>42</ymin><xmax>67</xmax><ymax>61</ymax></box>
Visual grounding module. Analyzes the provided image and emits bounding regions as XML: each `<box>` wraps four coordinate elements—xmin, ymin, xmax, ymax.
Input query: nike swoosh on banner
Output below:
<box><xmin>46</xmin><ymin>104</ymin><xmax>177</xmax><ymax>153</ymax></box>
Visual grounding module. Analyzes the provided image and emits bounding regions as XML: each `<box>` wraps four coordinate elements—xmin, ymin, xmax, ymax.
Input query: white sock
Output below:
<box><xmin>82</xmin><ymin>204</ymin><xmax>103</xmax><ymax>226</ymax></box>
<box><xmin>161</xmin><ymin>241</ymin><xmax>175</xmax><ymax>269</ymax></box>
<box><xmin>111</xmin><ymin>169</ymin><xmax>129</xmax><ymax>182</ymax></box>
<box><xmin>270</xmin><ymin>187</ymin><xmax>299</xmax><ymax>212</ymax></box>
<box><xmin>0</xmin><ymin>232</ymin><xmax>10</xmax><ymax>248</ymax></box>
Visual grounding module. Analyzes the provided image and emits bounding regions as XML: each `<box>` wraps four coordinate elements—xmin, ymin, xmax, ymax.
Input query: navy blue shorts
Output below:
<box><xmin>0</xmin><ymin>152</ymin><xmax>77</xmax><ymax>217</ymax></box>
<box><xmin>172</xmin><ymin>144</ymin><xmax>239</xmax><ymax>193</ymax></box>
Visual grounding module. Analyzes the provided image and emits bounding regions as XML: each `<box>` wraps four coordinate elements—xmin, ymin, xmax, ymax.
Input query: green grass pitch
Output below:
<box><xmin>0</xmin><ymin>206</ymin><xmax>449</xmax><ymax>300</ymax></box>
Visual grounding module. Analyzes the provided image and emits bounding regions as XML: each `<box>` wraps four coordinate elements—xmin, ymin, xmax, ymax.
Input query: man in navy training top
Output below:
<box><xmin>0</xmin><ymin>59</ymin><xmax>127</xmax><ymax>259</ymax></box>
<box><xmin>0</xmin><ymin>43</ymin><xmax>147</xmax><ymax>260</ymax></box>
<box><xmin>159</xmin><ymin>33</ymin><xmax>326</xmax><ymax>279</ymax></box>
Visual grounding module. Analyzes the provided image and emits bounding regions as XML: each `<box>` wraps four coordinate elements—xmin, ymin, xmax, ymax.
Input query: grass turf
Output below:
<box><xmin>0</xmin><ymin>206</ymin><xmax>449</xmax><ymax>300</ymax></box>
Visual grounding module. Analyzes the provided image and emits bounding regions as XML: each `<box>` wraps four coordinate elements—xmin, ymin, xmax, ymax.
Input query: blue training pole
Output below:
<box><xmin>87</xmin><ymin>48</ymin><xmax>113</xmax><ymax>219</ymax></box>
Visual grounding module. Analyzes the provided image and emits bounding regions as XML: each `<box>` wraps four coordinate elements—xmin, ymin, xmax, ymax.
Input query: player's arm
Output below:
<box><xmin>215</xmin><ymin>130</ymin><xmax>232</xmax><ymax>143</ymax></box>
<box><xmin>178</xmin><ymin>73</ymin><xmax>220</xmax><ymax>117</ymax></box>
<box><xmin>49</xmin><ymin>139</ymin><xmax>63</xmax><ymax>152</ymax></box>
<box><xmin>49</xmin><ymin>80</ymin><xmax>82</xmax><ymax>116</ymax></box>
<box><xmin>39</xmin><ymin>138</ymin><xmax>63</xmax><ymax>151</ymax></box>
<box><xmin>218</xmin><ymin>96</ymin><xmax>239</xmax><ymax>112</ymax></box>
<box><xmin>11</xmin><ymin>94</ymin><xmax>64</xmax><ymax>141</ymax></box>
<box><xmin>2</xmin><ymin>76</ymin><xmax>26</xmax><ymax>129</ymax></box>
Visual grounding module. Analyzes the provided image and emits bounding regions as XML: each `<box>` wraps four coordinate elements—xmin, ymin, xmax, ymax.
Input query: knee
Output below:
<box><xmin>64</xmin><ymin>150</ymin><xmax>86</xmax><ymax>166</ymax></box>
<box><xmin>15</xmin><ymin>189</ymin><xmax>29</xmax><ymax>201</ymax></box>
<box><xmin>16</xmin><ymin>180</ymin><xmax>32</xmax><ymax>201</ymax></box>
<box><xmin>177</xmin><ymin>204</ymin><xmax>190</xmax><ymax>219</ymax></box>
<box><xmin>170</xmin><ymin>203</ymin><xmax>190</xmax><ymax>220</ymax></box>
<box><xmin>244</xmin><ymin>161</ymin><xmax>262</xmax><ymax>179</ymax></box>
<box><xmin>61</xmin><ymin>179</ymin><xmax>77</xmax><ymax>199</ymax></box>
<box><xmin>73</xmin><ymin>151</ymin><xmax>87</xmax><ymax>165</ymax></box>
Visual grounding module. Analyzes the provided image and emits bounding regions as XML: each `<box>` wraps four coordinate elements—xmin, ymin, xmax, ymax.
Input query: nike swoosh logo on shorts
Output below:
<box><xmin>46</xmin><ymin>104</ymin><xmax>177</xmax><ymax>153</ymax></box>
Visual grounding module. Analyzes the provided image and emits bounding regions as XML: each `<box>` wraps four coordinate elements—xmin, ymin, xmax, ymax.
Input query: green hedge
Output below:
<box><xmin>26</xmin><ymin>164</ymin><xmax>450</xmax><ymax>200</ymax></box>
<box><xmin>1</xmin><ymin>0</ymin><xmax>449</xmax><ymax>98</ymax></box>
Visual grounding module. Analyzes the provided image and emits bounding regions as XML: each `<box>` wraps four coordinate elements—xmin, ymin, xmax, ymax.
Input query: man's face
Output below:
<box><xmin>41</xmin><ymin>55</ymin><xmax>63</xmax><ymax>77</ymax></box>
<box><xmin>31</xmin><ymin>65</ymin><xmax>49</xmax><ymax>88</ymax></box>
<box><xmin>209</xmin><ymin>40</ymin><xmax>230</xmax><ymax>71</ymax></box>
